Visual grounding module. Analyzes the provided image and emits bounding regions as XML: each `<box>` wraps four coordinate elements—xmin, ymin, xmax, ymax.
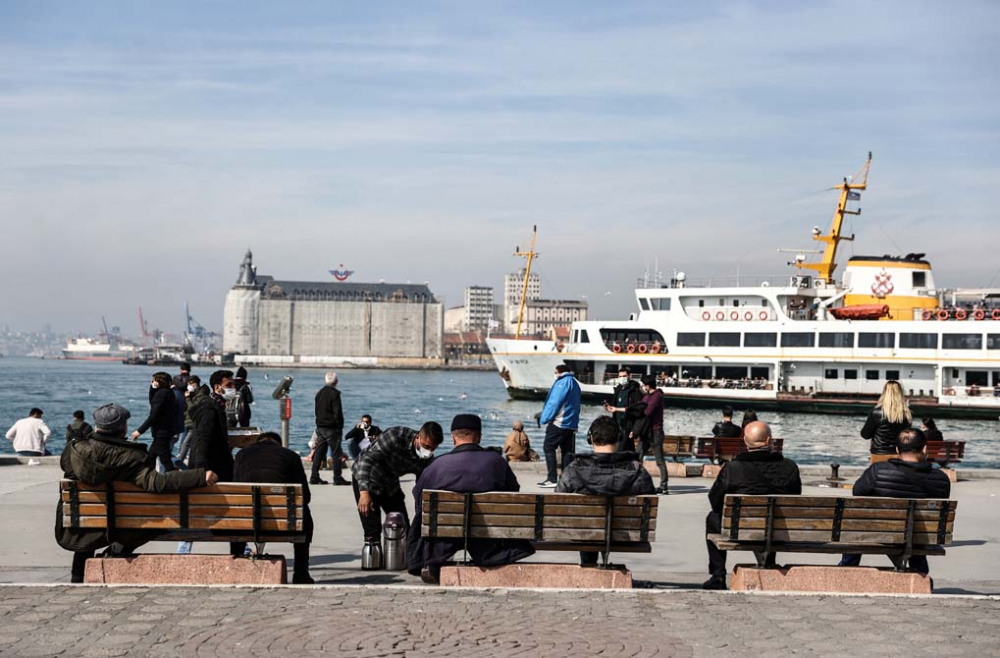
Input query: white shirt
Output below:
<box><xmin>5</xmin><ymin>417</ymin><xmax>52</xmax><ymax>453</ymax></box>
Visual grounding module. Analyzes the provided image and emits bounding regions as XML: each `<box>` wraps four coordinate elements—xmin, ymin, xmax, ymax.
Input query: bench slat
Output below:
<box><xmin>62</xmin><ymin>491</ymin><xmax>301</xmax><ymax>506</ymax></box>
<box><xmin>421</xmin><ymin>501</ymin><xmax>658</xmax><ymax>519</ymax></box>
<box><xmin>66</xmin><ymin>503</ymin><xmax>294</xmax><ymax>520</ymax></box>
<box><xmin>728</xmin><ymin>496</ymin><xmax>953</xmax><ymax>510</ymax></box>
<box><xmin>426</xmin><ymin>513</ymin><xmax>656</xmax><ymax>531</ymax></box>
<box><xmin>721</xmin><ymin>517</ymin><xmax>952</xmax><ymax>534</ymax></box>
<box><xmin>533</xmin><ymin>541</ymin><xmax>652</xmax><ymax>553</ymax></box>
<box><xmin>707</xmin><ymin>534</ymin><xmax>946</xmax><ymax>555</ymax></box>
<box><xmin>61</xmin><ymin>481</ymin><xmax>298</xmax><ymax>495</ymax></box>
<box><xmin>721</xmin><ymin>529</ymin><xmax>948</xmax><ymax>545</ymax></box>
<box><xmin>423</xmin><ymin>526</ymin><xmax>652</xmax><ymax>542</ymax></box>
<box><xmin>424</xmin><ymin>491</ymin><xmax>658</xmax><ymax>507</ymax></box>
<box><xmin>723</xmin><ymin>506</ymin><xmax>955</xmax><ymax>522</ymax></box>
<box><xmin>64</xmin><ymin>516</ymin><xmax>302</xmax><ymax>531</ymax></box>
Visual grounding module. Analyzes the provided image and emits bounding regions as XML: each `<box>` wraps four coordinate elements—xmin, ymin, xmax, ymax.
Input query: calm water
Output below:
<box><xmin>1</xmin><ymin>358</ymin><xmax>997</xmax><ymax>467</ymax></box>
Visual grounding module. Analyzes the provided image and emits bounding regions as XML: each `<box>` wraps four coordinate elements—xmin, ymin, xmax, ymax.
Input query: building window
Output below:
<box><xmin>886</xmin><ymin>370</ymin><xmax>901</xmax><ymax>380</ymax></box>
<box><xmin>781</xmin><ymin>332</ymin><xmax>815</xmax><ymax>348</ymax></box>
<box><xmin>942</xmin><ymin>334</ymin><xmax>983</xmax><ymax>350</ymax></box>
<box><xmin>865</xmin><ymin>370</ymin><xmax>880</xmax><ymax>381</ymax></box>
<box><xmin>859</xmin><ymin>333</ymin><xmax>895</xmax><ymax>348</ymax></box>
<box><xmin>677</xmin><ymin>333</ymin><xmax>706</xmax><ymax>347</ymax></box>
<box><xmin>844</xmin><ymin>369</ymin><xmax>858</xmax><ymax>380</ymax></box>
<box><xmin>900</xmin><ymin>333</ymin><xmax>938</xmax><ymax>349</ymax></box>
<box><xmin>708</xmin><ymin>333</ymin><xmax>740</xmax><ymax>347</ymax></box>
<box><xmin>744</xmin><ymin>332</ymin><xmax>777</xmax><ymax>347</ymax></box>
<box><xmin>824</xmin><ymin>369</ymin><xmax>838</xmax><ymax>379</ymax></box>
<box><xmin>819</xmin><ymin>333</ymin><xmax>854</xmax><ymax>348</ymax></box>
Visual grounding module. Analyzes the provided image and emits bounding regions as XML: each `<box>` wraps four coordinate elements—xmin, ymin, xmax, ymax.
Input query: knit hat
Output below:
<box><xmin>93</xmin><ymin>403</ymin><xmax>131</xmax><ymax>431</ymax></box>
<box><xmin>450</xmin><ymin>414</ymin><xmax>482</xmax><ymax>433</ymax></box>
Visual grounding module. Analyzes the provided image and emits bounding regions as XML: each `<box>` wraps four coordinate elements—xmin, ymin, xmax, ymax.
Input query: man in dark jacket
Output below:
<box><xmin>230</xmin><ymin>432</ymin><xmax>314</xmax><ymax>584</ymax></box>
<box><xmin>313</xmin><ymin>371</ymin><xmax>347</xmax><ymax>485</ymax></box>
<box><xmin>57</xmin><ymin>403</ymin><xmax>216</xmax><ymax>582</ymax></box>
<box><xmin>178</xmin><ymin>376</ymin><xmax>208</xmax><ymax>463</ymax></box>
<box><xmin>710</xmin><ymin>406</ymin><xmax>742</xmax><ymax>438</ymax></box>
<box><xmin>131</xmin><ymin>372</ymin><xmax>177</xmax><ymax>471</ymax></box>
<box><xmin>557</xmin><ymin>415</ymin><xmax>655</xmax><ymax>565</ymax></box>
<box><xmin>703</xmin><ymin>421</ymin><xmax>801</xmax><ymax>590</ymax></box>
<box><xmin>187</xmin><ymin>370</ymin><xmax>235</xmax><ymax>481</ymax></box>
<box><xmin>65</xmin><ymin>410</ymin><xmax>93</xmax><ymax>444</ymax></box>
<box><xmin>407</xmin><ymin>414</ymin><xmax>534</xmax><ymax>583</ymax></box>
<box><xmin>839</xmin><ymin>428</ymin><xmax>951</xmax><ymax>574</ymax></box>
<box><xmin>345</xmin><ymin>414</ymin><xmax>381</xmax><ymax>461</ymax></box>
<box><xmin>229</xmin><ymin>366</ymin><xmax>254</xmax><ymax>428</ymax></box>
<box><xmin>603</xmin><ymin>368</ymin><xmax>645</xmax><ymax>452</ymax></box>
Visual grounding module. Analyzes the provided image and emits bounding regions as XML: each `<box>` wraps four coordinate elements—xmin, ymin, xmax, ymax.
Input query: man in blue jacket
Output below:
<box><xmin>538</xmin><ymin>364</ymin><xmax>582</xmax><ymax>488</ymax></box>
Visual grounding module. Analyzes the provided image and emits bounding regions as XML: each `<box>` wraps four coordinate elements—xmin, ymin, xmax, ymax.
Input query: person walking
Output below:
<box><xmin>603</xmin><ymin>367</ymin><xmax>645</xmax><ymax>452</ymax></box>
<box><xmin>861</xmin><ymin>380</ymin><xmax>912</xmax><ymax>455</ymax></box>
<box><xmin>177</xmin><ymin>375</ymin><xmax>208</xmax><ymax>464</ymax></box>
<box><xmin>6</xmin><ymin>408</ymin><xmax>51</xmax><ymax>456</ymax></box>
<box><xmin>231</xmin><ymin>366</ymin><xmax>254</xmax><ymax>428</ymax></box>
<box><xmin>632</xmin><ymin>375</ymin><xmax>668</xmax><ymax>495</ymax></box>
<box><xmin>65</xmin><ymin>411</ymin><xmax>93</xmax><ymax>445</ymax></box>
<box><xmin>313</xmin><ymin>371</ymin><xmax>347</xmax><ymax>485</ymax></box>
<box><xmin>131</xmin><ymin>372</ymin><xmax>177</xmax><ymax>472</ymax></box>
<box><xmin>538</xmin><ymin>364</ymin><xmax>581</xmax><ymax>488</ymax></box>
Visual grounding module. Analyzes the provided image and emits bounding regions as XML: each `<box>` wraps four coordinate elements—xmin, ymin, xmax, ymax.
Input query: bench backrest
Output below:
<box><xmin>420</xmin><ymin>490</ymin><xmax>658</xmax><ymax>544</ymax></box>
<box><xmin>722</xmin><ymin>494</ymin><xmax>955</xmax><ymax>548</ymax></box>
<box><xmin>60</xmin><ymin>480</ymin><xmax>305</xmax><ymax>542</ymax></box>
<box><xmin>925</xmin><ymin>440</ymin><xmax>965</xmax><ymax>465</ymax></box>
<box><xmin>697</xmin><ymin>437</ymin><xmax>784</xmax><ymax>461</ymax></box>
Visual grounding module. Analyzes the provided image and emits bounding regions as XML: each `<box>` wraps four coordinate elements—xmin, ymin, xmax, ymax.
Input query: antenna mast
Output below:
<box><xmin>513</xmin><ymin>226</ymin><xmax>539</xmax><ymax>340</ymax></box>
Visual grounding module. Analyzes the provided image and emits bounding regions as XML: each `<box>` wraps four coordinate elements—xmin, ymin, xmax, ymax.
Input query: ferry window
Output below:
<box><xmin>682</xmin><ymin>365</ymin><xmax>712</xmax><ymax>379</ymax></box>
<box><xmin>886</xmin><ymin>370</ymin><xmax>901</xmax><ymax>381</ymax></box>
<box><xmin>900</xmin><ymin>333</ymin><xmax>938</xmax><ymax>349</ymax></box>
<box><xmin>819</xmin><ymin>333</ymin><xmax>854</xmax><ymax>348</ymax></box>
<box><xmin>913</xmin><ymin>272</ymin><xmax>927</xmax><ymax>287</ymax></box>
<box><xmin>600</xmin><ymin>329</ymin><xmax>666</xmax><ymax>346</ymax></box>
<box><xmin>966</xmin><ymin>371</ymin><xmax>989</xmax><ymax>386</ymax></box>
<box><xmin>761</xmin><ymin>300</ymin><xmax>768</xmax><ymax>307</ymax></box>
<box><xmin>732</xmin><ymin>299</ymin><xmax>740</xmax><ymax>307</ymax></box>
<box><xmin>677</xmin><ymin>333</ymin><xmax>706</xmax><ymax>347</ymax></box>
<box><xmin>781</xmin><ymin>332</ymin><xmax>815</xmax><ymax>348</ymax></box>
<box><xmin>988</xmin><ymin>335</ymin><xmax>1000</xmax><ymax>350</ymax></box>
<box><xmin>952</xmin><ymin>369</ymin><xmax>959</xmax><ymax>378</ymax></box>
<box><xmin>639</xmin><ymin>298</ymin><xmax>650</xmax><ymax>311</ymax></box>
<box><xmin>651</xmin><ymin>298</ymin><xmax>671</xmax><ymax>311</ymax></box>
<box><xmin>698</xmin><ymin>300</ymin><xmax>705</xmax><ymax>308</ymax></box>
<box><xmin>718</xmin><ymin>299</ymin><xmax>725</xmax><ymax>306</ymax></box>
<box><xmin>750</xmin><ymin>367</ymin><xmax>769</xmax><ymax>380</ymax></box>
<box><xmin>942</xmin><ymin>334</ymin><xmax>983</xmax><ymax>350</ymax></box>
<box><xmin>865</xmin><ymin>370</ymin><xmax>880</xmax><ymax>380</ymax></box>
<box><xmin>716</xmin><ymin>366</ymin><xmax>748</xmax><ymax>379</ymax></box>
<box><xmin>858</xmin><ymin>333</ymin><xmax>895</xmax><ymax>348</ymax></box>
<box><xmin>844</xmin><ymin>369</ymin><xmax>858</xmax><ymax>380</ymax></box>
<box><xmin>824</xmin><ymin>369</ymin><xmax>838</xmax><ymax>379</ymax></box>
<box><xmin>709</xmin><ymin>333</ymin><xmax>740</xmax><ymax>347</ymax></box>
<box><xmin>745</xmin><ymin>333</ymin><xmax>777</xmax><ymax>347</ymax></box>
<box><xmin>580</xmin><ymin>330</ymin><xmax>590</xmax><ymax>344</ymax></box>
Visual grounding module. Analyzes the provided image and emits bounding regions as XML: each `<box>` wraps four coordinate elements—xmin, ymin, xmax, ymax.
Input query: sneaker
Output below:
<box><xmin>657</xmin><ymin>485</ymin><xmax>669</xmax><ymax>495</ymax></box>
<box><xmin>309</xmin><ymin>478</ymin><xmax>329</xmax><ymax>485</ymax></box>
<box><xmin>332</xmin><ymin>477</ymin><xmax>350</xmax><ymax>486</ymax></box>
<box><xmin>292</xmin><ymin>573</ymin><xmax>315</xmax><ymax>585</ymax></box>
<box><xmin>538</xmin><ymin>480</ymin><xmax>557</xmax><ymax>488</ymax></box>
<box><xmin>420</xmin><ymin>566</ymin><xmax>440</xmax><ymax>585</ymax></box>
<box><xmin>702</xmin><ymin>576</ymin><xmax>728</xmax><ymax>590</ymax></box>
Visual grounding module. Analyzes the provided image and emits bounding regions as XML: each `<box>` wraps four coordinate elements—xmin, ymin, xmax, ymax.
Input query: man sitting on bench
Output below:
<box><xmin>839</xmin><ymin>427</ymin><xmax>951</xmax><ymax>574</ymax></box>
<box><xmin>56</xmin><ymin>403</ymin><xmax>218</xmax><ymax>583</ymax></box>
<box><xmin>406</xmin><ymin>414</ymin><xmax>534</xmax><ymax>584</ymax></box>
<box><xmin>556</xmin><ymin>415</ymin><xmax>655</xmax><ymax>566</ymax></box>
<box><xmin>704</xmin><ymin>421</ymin><xmax>801</xmax><ymax>590</ymax></box>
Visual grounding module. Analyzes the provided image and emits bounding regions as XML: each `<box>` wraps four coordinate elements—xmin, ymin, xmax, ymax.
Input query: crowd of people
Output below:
<box><xmin>32</xmin><ymin>363</ymin><xmax>955</xmax><ymax>588</ymax></box>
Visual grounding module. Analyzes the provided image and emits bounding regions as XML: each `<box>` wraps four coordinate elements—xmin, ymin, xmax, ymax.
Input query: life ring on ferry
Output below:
<box><xmin>638</xmin><ymin>343</ymin><xmax>648</xmax><ymax>354</ymax></box>
<box><xmin>716</xmin><ymin>311</ymin><xmax>725</xmax><ymax>321</ymax></box>
<box><xmin>730</xmin><ymin>311</ymin><xmax>739</xmax><ymax>321</ymax></box>
<box><xmin>759</xmin><ymin>311</ymin><xmax>769</xmax><ymax>321</ymax></box>
<box><xmin>612</xmin><ymin>343</ymin><xmax>622</xmax><ymax>353</ymax></box>
<box><xmin>702</xmin><ymin>311</ymin><xmax>711</xmax><ymax>321</ymax></box>
<box><xmin>922</xmin><ymin>310</ymin><xmax>934</xmax><ymax>321</ymax></box>
<box><xmin>954</xmin><ymin>309</ymin><xmax>967</xmax><ymax>321</ymax></box>
<box><xmin>936</xmin><ymin>309</ymin><xmax>949</xmax><ymax>321</ymax></box>
<box><xmin>650</xmin><ymin>343</ymin><xmax>661</xmax><ymax>354</ymax></box>
<box><xmin>992</xmin><ymin>309</ymin><xmax>1000</xmax><ymax>321</ymax></box>
<box><xmin>974</xmin><ymin>309</ymin><xmax>986</xmax><ymax>321</ymax></box>
<box><xmin>943</xmin><ymin>388</ymin><xmax>955</xmax><ymax>396</ymax></box>
<box><xmin>744</xmin><ymin>311</ymin><xmax>754</xmax><ymax>321</ymax></box>
<box><xmin>626</xmin><ymin>343</ymin><xmax>637</xmax><ymax>354</ymax></box>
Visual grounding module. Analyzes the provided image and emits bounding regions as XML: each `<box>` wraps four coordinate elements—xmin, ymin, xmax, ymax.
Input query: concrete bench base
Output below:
<box><xmin>701</xmin><ymin>464</ymin><xmax>722</xmax><ymax>479</ymax></box>
<box><xmin>642</xmin><ymin>461</ymin><xmax>688</xmax><ymax>478</ymax></box>
<box><xmin>440</xmin><ymin>563</ymin><xmax>633</xmax><ymax>589</ymax></box>
<box><xmin>731</xmin><ymin>565</ymin><xmax>932</xmax><ymax>594</ymax></box>
<box><xmin>940</xmin><ymin>468</ymin><xmax>957</xmax><ymax>483</ymax></box>
<box><xmin>84</xmin><ymin>554</ymin><xmax>287</xmax><ymax>585</ymax></box>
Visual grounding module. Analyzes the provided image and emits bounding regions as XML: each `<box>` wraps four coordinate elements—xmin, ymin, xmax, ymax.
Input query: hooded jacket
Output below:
<box><xmin>708</xmin><ymin>450</ymin><xmax>802</xmax><ymax>514</ymax></box>
<box><xmin>852</xmin><ymin>459</ymin><xmax>951</xmax><ymax>499</ymax></box>
<box><xmin>188</xmin><ymin>393</ymin><xmax>234</xmax><ymax>480</ymax></box>
<box><xmin>135</xmin><ymin>387</ymin><xmax>176</xmax><ymax>440</ymax></box>
<box><xmin>184</xmin><ymin>384</ymin><xmax>210</xmax><ymax>430</ymax></box>
<box><xmin>539</xmin><ymin>372</ymin><xmax>581</xmax><ymax>430</ymax></box>
<box><xmin>555</xmin><ymin>451</ymin><xmax>655</xmax><ymax>496</ymax></box>
<box><xmin>861</xmin><ymin>407</ymin><xmax>912</xmax><ymax>455</ymax></box>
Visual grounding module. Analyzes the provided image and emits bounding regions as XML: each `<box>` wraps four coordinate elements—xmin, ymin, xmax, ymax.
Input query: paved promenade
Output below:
<box><xmin>1</xmin><ymin>584</ymin><xmax>998</xmax><ymax>658</ymax></box>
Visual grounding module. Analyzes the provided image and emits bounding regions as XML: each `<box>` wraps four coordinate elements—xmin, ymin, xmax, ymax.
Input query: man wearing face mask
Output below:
<box><xmin>177</xmin><ymin>375</ymin><xmax>208</xmax><ymax>464</ymax></box>
<box><xmin>187</xmin><ymin>370</ymin><xmax>235</xmax><ymax>482</ymax></box>
<box><xmin>351</xmin><ymin>422</ymin><xmax>444</xmax><ymax>548</ymax></box>
<box><xmin>603</xmin><ymin>368</ymin><xmax>646</xmax><ymax>452</ymax></box>
<box><xmin>131</xmin><ymin>372</ymin><xmax>177</xmax><ymax>472</ymax></box>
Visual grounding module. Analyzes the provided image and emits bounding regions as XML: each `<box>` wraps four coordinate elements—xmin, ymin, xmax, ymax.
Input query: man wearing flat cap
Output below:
<box><xmin>406</xmin><ymin>414</ymin><xmax>534</xmax><ymax>583</ymax></box>
<box><xmin>56</xmin><ymin>403</ymin><xmax>219</xmax><ymax>583</ymax></box>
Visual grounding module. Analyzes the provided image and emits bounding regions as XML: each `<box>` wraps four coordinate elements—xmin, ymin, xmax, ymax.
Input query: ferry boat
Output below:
<box><xmin>488</xmin><ymin>155</ymin><xmax>1000</xmax><ymax>420</ymax></box>
<box><xmin>62</xmin><ymin>337</ymin><xmax>138</xmax><ymax>361</ymax></box>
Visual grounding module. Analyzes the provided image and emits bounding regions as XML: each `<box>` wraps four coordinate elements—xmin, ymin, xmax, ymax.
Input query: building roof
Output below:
<box><xmin>256</xmin><ymin>276</ymin><xmax>437</xmax><ymax>302</ymax></box>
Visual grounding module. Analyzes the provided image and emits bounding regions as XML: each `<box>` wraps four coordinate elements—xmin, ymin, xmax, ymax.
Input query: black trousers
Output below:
<box><xmin>543</xmin><ymin>424</ymin><xmax>576</xmax><ymax>483</ymax></box>
<box><xmin>149</xmin><ymin>436</ymin><xmax>176</xmax><ymax>472</ymax></box>
<box><xmin>71</xmin><ymin>551</ymin><xmax>94</xmax><ymax>583</ymax></box>
<box><xmin>230</xmin><ymin>541</ymin><xmax>311</xmax><ymax>578</ymax></box>
<box><xmin>311</xmin><ymin>428</ymin><xmax>343</xmax><ymax>480</ymax></box>
<box><xmin>352</xmin><ymin>479</ymin><xmax>408</xmax><ymax>541</ymax></box>
<box><xmin>706</xmin><ymin>511</ymin><xmax>727</xmax><ymax>578</ymax></box>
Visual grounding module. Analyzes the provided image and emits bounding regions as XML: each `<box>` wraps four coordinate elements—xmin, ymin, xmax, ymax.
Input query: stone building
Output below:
<box><xmin>223</xmin><ymin>251</ymin><xmax>443</xmax><ymax>362</ymax></box>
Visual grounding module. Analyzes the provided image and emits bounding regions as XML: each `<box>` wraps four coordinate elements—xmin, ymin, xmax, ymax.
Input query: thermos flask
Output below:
<box><xmin>361</xmin><ymin>539</ymin><xmax>383</xmax><ymax>570</ymax></box>
<box><xmin>383</xmin><ymin>512</ymin><xmax>408</xmax><ymax>571</ymax></box>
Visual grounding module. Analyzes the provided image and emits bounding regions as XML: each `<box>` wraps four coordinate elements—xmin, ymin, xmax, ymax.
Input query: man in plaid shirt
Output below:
<box><xmin>351</xmin><ymin>422</ymin><xmax>444</xmax><ymax>543</ymax></box>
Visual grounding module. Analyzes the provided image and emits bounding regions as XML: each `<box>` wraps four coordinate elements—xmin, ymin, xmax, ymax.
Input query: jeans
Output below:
<box><xmin>352</xmin><ymin>479</ymin><xmax>408</xmax><ymax>542</ymax></box>
<box><xmin>650</xmin><ymin>431</ymin><xmax>668</xmax><ymax>489</ymax></box>
<box><xmin>839</xmin><ymin>553</ymin><xmax>929</xmax><ymax>574</ymax></box>
<box><xmin>177</xmin><ymin>542</ymin><xmax>192</xmax><ymax>554</ymax></box>
<box><xmin>17</xmin><ymin>450</ymin><xmax>43</xmax><ymax>457</ymax></box>
<box><xmin>177</xmin><ymin>429</ymin><xmax>192</xmax><ymax>461</ymax></box>
<box><xmin>311</xmin><ymin>428</ymin><xmax>344</xmax><ymax>481</ymax></box>
<box><xmin>543</xmin><ymin>424</ymin><xmax>577</xmax><ymax>483</ymax></box>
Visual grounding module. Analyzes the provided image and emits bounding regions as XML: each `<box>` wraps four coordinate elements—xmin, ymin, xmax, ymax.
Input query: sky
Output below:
<box><xmin>1</xmin><ymin>1</ymin><xmax>998</xmax><ymax>335</ymax></box>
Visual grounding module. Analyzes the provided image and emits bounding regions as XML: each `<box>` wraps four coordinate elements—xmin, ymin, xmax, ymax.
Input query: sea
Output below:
<box><xmin>1</xmin><ymin>357</ymin><xmax>997</xmax><ymax>468</ymax></box>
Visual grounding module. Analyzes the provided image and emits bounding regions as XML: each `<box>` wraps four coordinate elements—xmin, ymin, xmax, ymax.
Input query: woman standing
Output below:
<box><xmin>635</xmin><ymin>375</ymin><xmax>668</xmax><ymax>495</ymax></box>
<box><xmin>861</xmin><ymin>381</ymin><xmax>912</xmax><ymax>455</ymax></box>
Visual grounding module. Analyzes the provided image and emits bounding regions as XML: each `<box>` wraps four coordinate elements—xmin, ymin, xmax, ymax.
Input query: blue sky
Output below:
<box><xmin>1</xmin><ymin>1</ymin><xmax>998</xmax><ymax>334</ymax></box>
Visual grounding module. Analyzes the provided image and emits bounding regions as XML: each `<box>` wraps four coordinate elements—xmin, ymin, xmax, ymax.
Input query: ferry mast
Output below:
<box><xmin>513</xmin><ymin>226</ymin><xmax>539</xmax><ymax>340</ymax></box>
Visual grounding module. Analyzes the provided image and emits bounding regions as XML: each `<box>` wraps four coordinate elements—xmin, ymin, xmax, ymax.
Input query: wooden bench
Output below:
<box><xmin>926</xmin><ymin>440</ymin><xmax>966</xmax><ymax>467</ymax></box>
<box><xmin>638</xmin><ymin>435</ymin><xmax>695</xmax><ymax>461</ymax></box>
<box><xmin>708</xmin><ymin>494</ymin><xmax>955</xmax><ymax>571</ymax></box>
<box><xmin>420</xmin><ymin>490</ymin><xmax>658</xmax><ymax>567</ymax></box>
<box><xmin>696</xmin><ymin>437</ymin><xmax>785</xmax><ymax>464</ymax></box>
<box><xmin>60</xmin><ymin>480</ymin><xmax>306</xmax><ymax>552</ymax></box>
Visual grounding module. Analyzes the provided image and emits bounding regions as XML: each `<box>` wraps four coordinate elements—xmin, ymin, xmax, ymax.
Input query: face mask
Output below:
<box><xmin>187</xmin><ymin>384</ymin><xmax>196</xmax><ymax>393</ymax></box>
<box><xmin>617</xmin><ymin>377</ymin><xmax>629</xmax><ymax>386</ymax></box>
<box><xmin>151</xmin><ymin>382</ymin><xmax>160</xmax><ymax>389</ymax></box>
<box><xmin>220</xmin><ymin>387</ymin><xmax>238</xmax><ymax>401</ymax></box>
<box><xmin>553</xmin><ymin>373</ymin><xmax>560</xmax><ymax>381</ymax></box>
<box><xmin>415</xmin><ymin>443</ymin><xmax>434</xmax><ymax>459</ymax></box>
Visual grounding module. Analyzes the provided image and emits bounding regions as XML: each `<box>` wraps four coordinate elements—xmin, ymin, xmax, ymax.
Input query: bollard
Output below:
<box><xmin>827</xmin><ymin>463</ymin><xmax>845</xmax><ymax>483</ymax></box>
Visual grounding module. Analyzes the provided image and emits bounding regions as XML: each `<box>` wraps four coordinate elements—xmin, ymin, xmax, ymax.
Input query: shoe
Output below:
<box><xmin>332</xmin><ymin>478</ymin><xmax>350</xmax><ymax>486</ymax></box>
<box><xmin>309</xmin><ymin>478</ymin><xmax>329</xmax><ymax>485</ymax></box>
<box><xmin>292</xmin><ymin>573</ymin><xmax>315</xmax><ymax>585</ymax></box>
<box><xmin>657</xmin><ymin>486</ymin><xmax>669</xmax><ymax>495</ymax></box>
<box><xmin>420</xmin><ymin>566</ymin><xmax>440</xmax><ymax>585</ymax></box>
<box><xmin>538</xmin><ymin>480</ymin><xmax>557</xmax><ymax>488</ymax></box>
<box><xmin>702</xmin><ymin>576</ymin><xmax>728</xmax><ymax>590</ymax></box>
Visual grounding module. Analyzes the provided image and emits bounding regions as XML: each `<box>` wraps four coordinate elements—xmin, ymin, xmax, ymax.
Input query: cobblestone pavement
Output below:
<box><xmin>0</xmin><ymin>586</ymin><xmax>998</xmax><ymax>658</ymax></box>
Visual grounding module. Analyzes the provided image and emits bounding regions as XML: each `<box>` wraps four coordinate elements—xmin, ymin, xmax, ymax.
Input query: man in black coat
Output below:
<box><xmin>230</xmin><ymin>432</ymin><xmax>314</xmax><ymax>584</ymax></box>
<box><xmin>603</xmin><ymin>368</ymin><xmax>646</xmax><ymax>452</ymax></box>
<box><xmin>313</xmin><ymin>371</ymin><xmax>346</xmax><ymax>485</ymax></box>
<box><xmin>710</xmin><ymin>405</ymin><xmax>742</xmax><ymax>438</ymax></box>
<box><xmin>704</xmin><ymin>421</ymin><xmax>801</xmax><ymax>590</ymax></box>
<box><xmin>839</xmin><ymin>428</ymin><xmax>951</xmax><ymax>574</ymax></box>
<box><xmin>187</xmin><ymin>370</ymin><xmax>235</xmax><ymax>481</ymax></box>
<box><xmin>131</xmin><ymin>371</ymin><xmax>177</xmax><ymax>471</ymax></box>
<box><xmin>407</xmin><ymin>414</ymin><xmax>534</xmax><ymax>583</ymax></box>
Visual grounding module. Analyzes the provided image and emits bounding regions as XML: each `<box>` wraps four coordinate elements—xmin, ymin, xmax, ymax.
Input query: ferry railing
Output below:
<box><xmin>636</xmin><ymin>275</ymin><xmax>795</xmax><ymax>289</ymax></box>
<box><xmin>942</xmin><ymin>385</ymin><xmax>1000</xmax><ymax>399</ymax></box>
